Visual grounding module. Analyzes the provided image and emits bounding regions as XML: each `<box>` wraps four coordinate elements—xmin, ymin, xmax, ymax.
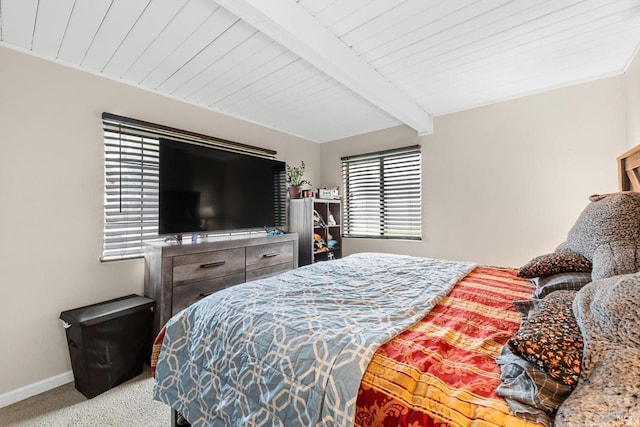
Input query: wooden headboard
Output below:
<box><xmin>618</xmin><ymin>145</ymin><xmax>640</xmax><ymax>191</ymax></box>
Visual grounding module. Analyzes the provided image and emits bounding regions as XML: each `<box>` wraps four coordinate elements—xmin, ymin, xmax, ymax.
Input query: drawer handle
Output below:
<box><xmin>262</xmin><ymin>252</ymin><xmax>280</xmax><ymax>258</ymax></box>
<box><xmin>198</xmin><ymin>292</ymin><xmax>214</xmax><ymax>298</ymax></box>
<box><xmin>200</xmin><ymin>261</ymin><xmax>226</xmax><ymax>269</ymax></box>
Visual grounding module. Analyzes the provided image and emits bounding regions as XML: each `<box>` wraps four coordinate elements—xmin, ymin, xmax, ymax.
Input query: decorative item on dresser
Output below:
<box><xmin>289</xmin><ymin>198</ymin><xmax>342</xmax><ymax>265</ymax></box>
<box><xmin>286</xmin><ymin>161</ymin><xmax>310</xmax><ymax>199</ymax></box>
<box><xmin>143</xmin><ymin>233</ymin><xmax>298</xmax><ymax>337</ymax></box>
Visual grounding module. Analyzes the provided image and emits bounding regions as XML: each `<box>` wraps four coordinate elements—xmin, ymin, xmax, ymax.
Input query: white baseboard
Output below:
<box><xmin>0</xmin><ymin>371</ymin><xmax>74</xmax><ymax>409</ymax></box>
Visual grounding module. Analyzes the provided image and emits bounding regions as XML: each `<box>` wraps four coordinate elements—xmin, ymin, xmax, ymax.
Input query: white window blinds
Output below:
<box><xmin>341</xmin><ymin>145</ymin><xmax>422</xmax><ymax>240</ymax></box>
<box><xmin>103</xmin><ymin>119</ymin><xmax>161</xmax><ymax>261</ymax></box>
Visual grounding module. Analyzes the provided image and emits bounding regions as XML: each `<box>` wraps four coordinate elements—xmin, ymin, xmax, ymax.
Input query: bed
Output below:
<box><xmin>152</xmin><ymin>148</ymin><xmax>640</xmax><ymax>427</ymax></box>
<box><xmin>618</xmin><ymin>144</ymin><xmax>640</xmax><ymax>192</ymax></box>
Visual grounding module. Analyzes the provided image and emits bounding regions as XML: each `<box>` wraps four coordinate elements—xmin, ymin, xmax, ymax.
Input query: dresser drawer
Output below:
<box><xmin>246</xmin><ymin>262</ymin><xmax>294</xmax><ymax>282</ymax></box>
<box><xmin>246</xmin><ymin>241</ymin><xmax>294</xmax><ymax>272</ymax></box>
<box><xmin>172</xmin><ymin>248</ymin><xmax>245</xmax><ymax>285</ymax></box>
<box><xmin>172</xmin><ymin>273</ymin><xmax>245</xmax><ymax>314</ymax></box>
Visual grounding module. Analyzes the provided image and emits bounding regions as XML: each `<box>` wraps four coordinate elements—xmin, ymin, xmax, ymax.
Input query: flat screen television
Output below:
<box><xmin>158</xmin><ymin>138</ymin><xmax>286</xmax><ymax>236</ymax></box>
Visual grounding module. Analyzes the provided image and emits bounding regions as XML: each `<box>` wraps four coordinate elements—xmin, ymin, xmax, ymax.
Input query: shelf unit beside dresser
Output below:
<box><xmin>144</xmin><ymin>233</ymin><xmax>298</xmax><ymax>336</ymax></box>
<box><xmin>289</xmin><ymin>198</ymin><xmax>342</xmax><ymax>266</ymax></box>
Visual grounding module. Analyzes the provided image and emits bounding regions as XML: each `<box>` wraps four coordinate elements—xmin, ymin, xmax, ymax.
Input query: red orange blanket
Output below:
<box><xmin>354</xmin><ymin>266</ymin><xmax>543</xmax><ymax>427</ymax></box>
<box><xmin>150</xmin><ymin>324</ymin><xmax>165</xmax><ymax>378</ymax></box>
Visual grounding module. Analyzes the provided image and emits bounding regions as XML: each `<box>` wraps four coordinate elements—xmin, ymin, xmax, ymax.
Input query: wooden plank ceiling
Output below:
<box><xmin>1</xmin><ymin>0</ymin><xmax>639</xmax><ymax>143</ymax></box>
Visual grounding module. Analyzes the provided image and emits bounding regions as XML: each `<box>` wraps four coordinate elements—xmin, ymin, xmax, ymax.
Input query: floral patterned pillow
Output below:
<box><xmin>517</xmin><ymin>251</ymin><xmax>592</xmax><ymax>278</ymax></box>
<box><xmin>508</xmin><ymin>291</ymin><xmax>583</xmax><ymax>387</ymax></box>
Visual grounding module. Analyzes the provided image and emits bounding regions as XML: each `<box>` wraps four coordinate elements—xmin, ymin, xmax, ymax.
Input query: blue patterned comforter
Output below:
<box><xmin>153</xmin><ymin>252</ymin><xmax>475</xmax><ymax>426</ymax></box>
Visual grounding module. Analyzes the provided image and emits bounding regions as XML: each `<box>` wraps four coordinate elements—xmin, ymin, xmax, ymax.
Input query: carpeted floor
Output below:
<box><xmin>0</xmin><ymin>366</ymin><xmax>170</xmax><ymax>426</ymax></box>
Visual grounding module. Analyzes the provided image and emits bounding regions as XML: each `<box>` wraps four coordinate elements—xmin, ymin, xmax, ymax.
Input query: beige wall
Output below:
<box><xmin>625</xmin><ymin>49</ymin><xmax>640</xmax><ymax>149</ymax></box>
<box><xmin>0</xmin><ymin>46</ymin><xmax>320</xmax><ymax>397</ymax></box>
<box><xmin>321</xmin><ymin>76</ymin><xmax>627</xmax><ymax>267</ymax></box>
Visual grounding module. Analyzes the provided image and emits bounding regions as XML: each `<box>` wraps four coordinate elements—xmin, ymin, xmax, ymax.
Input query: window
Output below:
<box><xmin>102</xmin><ymin>113</ymin><xmax>280</xmax><ymax>261</ymax></box>
<box><xmin>103</xmin><ymin>118</ymin><xmax>161</xmax><ymax>261</ymax></box>
<box><xmin>341</xmin><ymin>145</ymin><xmax>421</xmax><ymax>240</ymax></box>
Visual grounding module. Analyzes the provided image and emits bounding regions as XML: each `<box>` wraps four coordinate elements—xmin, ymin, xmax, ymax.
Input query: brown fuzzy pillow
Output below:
<box><xmin>517</xmin><ymin>252</ymin><xmax>592</xmax><ymax>278</ymax></box>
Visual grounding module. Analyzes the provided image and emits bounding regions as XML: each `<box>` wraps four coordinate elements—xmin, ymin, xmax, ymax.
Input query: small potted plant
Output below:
<box><xmin>286</xmin><ymin>161</ymin><xmax>310</xmax><ymax>199</ymax></box>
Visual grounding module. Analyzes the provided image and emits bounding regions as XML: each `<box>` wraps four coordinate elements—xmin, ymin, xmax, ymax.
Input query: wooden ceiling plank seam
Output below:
<box><xmin>77</xmin><ymin>0</ymin><xmax>114</xmax><ymax>67</ymax></box>
<box><xmin>266</xmin><ymin>88</ymin><xmax>370</xmax><ymax>124</ymax></box>
<box><xmin>192</xmin><ymin>42</ymin><xmax>290</xmax><ymax>105</ymax></box>
<box><xmin>368</xmin><ymin>0</ymin><xmax>562</xmax><ymax>73</ymax></box>
<box><xmin>342</xmin><ymin>0</ymin><xmax>476</xmax><ymax>57</ymax></box>
<box><xmin>269</xmin><ymin>83</ymin><xmax>378</xmax><ymax>117</ymax></box>
<box><xmin>123</xmin><ymin>0</ymin><xmax>219</xmax><ymax>83</ymax></box>
<box><xmin>238</xmin><ymin>73</ymin><xmax>341</xmax><ymax>117</ymax></box>
<box><xmin>31</xmin><ymin>0</ymin><xmax>75</xmax><ymax>58</ymax></box>
<box><xmin>30</xmin><ymin>0</ymin><xmax>38</xmax><ymax>49</ymax></box>
<box><xmin>325</xmin><ymin>0</ymin><xmax>405</xmax><ymax>38</ymax></box>
<box><xmin>414</xmin><ymin>45</ymin><xmax>635</xmax><ymax>110</ymax></box>
<box><xmin>392</xmin><ymin>3</ymin><xmax>640</xmax><ymax>88</ymax></box>
<box><xmin>202</xmin><ymin>49</ymin><xmax>298</xmax><ymax>106</ymax></box>
<box><xmin>402</xmin><ymin>17</ymin><xmax>639</xmax><ymax>96</ymax></box>
<box><xmin>208</xmin><ymin>57</ymin><xmax>302</xmax><ymax>109</ymax></box>
<box><xmin>355</xmin><ymin>0</ymin><xmax>496</xmax><ymax>63</ymax></box>
<box><xmin>215</xmin><ymin>0</ymin><xmax>433</xmax><ymax>134</ymax></box>
<box><xmin>259</xmin><ymin>80</ymin><xmax>346</xmax><ymax>115</ymax></box>
<box><xmin>424</xmin><ymin>41</ymin><xmax>636</xmax><ymax>113</ymax></box>
<box><xmin>209</xmin><ymin>56</ymin><xmax>308</xmax><ymax>110</ymax></box>
<box><xmin>102</xmin><ymin>0</ymin><xmax>189</xmax><ymax>77</ymax></box>
<box><xmin>236</xmin><ymin>74</ymin><xmax>338</xmax><ymax>117</ymax></box>
<box><xmin>81</xmin><ymin>0</ymin><xmax>152</xmax><ymax>72</ymax></box>
<box><xmin>331</xmin><ymin>0</ymin><xmax>408</xmax><ymax>39</ymax></box>
<box><xmin>446</xmin><ymin>54</ymin><xmax>630</xmax><ymax>112</ymax></box>
<box><xmin>308</xmin><ymin>0</ymin><xmax>370</xmax><ymax>25</ymax></box>
<box><xmin>157</xmin><ymin>20</ymin><xmax>257</xmax><ymax>94</ymax></box>
<box><xmin>178</xmin><ymin>33</ymin><xmax>274</xmax><ymax>100</ymax></box>
<box><xmin>365</xmin><ymin>0</ymin><xmax>518</xmax><ymax>68</ymax></box>
<box><xmin>381</xmin><ymin>0</ymin><xmax>638</xmax><ymax>81</ymax></box>
<box><xmin>202</xmin><ymin>50</ymin><xmax>301</xmax><ymax>106</ymax></box>
<box><xmin>140</xmin><ymin>8</ymin><xmax>238</xmax><ymax>89</ymax></box>
<box><xmin>171</xmin><ymin>27</ymin><xmax>264</xmax><ymax>98</ymax></box>
<box><xmin>56</xmin><ymin>0</ymin><xmax>112</xmax><ymax>65</ymax></box>
<box><xmin>0</xmin><ymin>0</ymin><xmax>37</xmax><ymax>49</ymax></box>
<box><xmin>338</xmin><ymin>0</ymin><xmax>444</xmax><ymax>49</ymax></box>
<box><xmin>100</xmin><ymin>0</ymin><xmax>155</xmax><ymax>73</ymax></box>
<box><xmin>229</xmin><ymin>65</ymin><xmax>339</xmax><ymax>111</ymax></box>
<box><xmin>240</xmin><ymin>89</ymin><xmax>342</xmax><ymax>129</ymax></box>
<box><xmin>250</xmin><ymin>98</ymin><xmax>398</xmax><ymax>144</ymax></box>
<box><xmin>374</xmin><ymin>0</ymin><xmax>628</xmax><ymax>77</ymax></box>
<box><xmin>438</xmin><ymin>32</ymin><xmax>638</xmax><ymax>96</ymax></box>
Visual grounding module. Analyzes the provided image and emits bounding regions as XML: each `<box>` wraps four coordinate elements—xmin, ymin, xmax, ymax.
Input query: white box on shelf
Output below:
<box><xmin>318</xmin><ymin>188</ymin><xmax>339</xmax><ymax>199</ymax></box>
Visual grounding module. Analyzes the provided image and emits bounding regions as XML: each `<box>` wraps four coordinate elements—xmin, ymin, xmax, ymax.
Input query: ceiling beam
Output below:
<box><xmin>214</xmin><ymin>0</ymin><xmax>433</xmax><ymax>135</ymax></box>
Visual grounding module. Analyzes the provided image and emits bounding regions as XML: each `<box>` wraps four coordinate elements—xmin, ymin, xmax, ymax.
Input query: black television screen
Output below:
<box><xmin>158</xmin><ymin>138</ymin><xmax>286</xmax><ymax>236</ymax></box>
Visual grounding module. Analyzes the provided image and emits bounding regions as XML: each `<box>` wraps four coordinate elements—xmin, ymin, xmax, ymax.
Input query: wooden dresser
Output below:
<box><xmin>144</xmin><ymin>233</ymin><xmax>298</xmax><ymax>336</ymax></box>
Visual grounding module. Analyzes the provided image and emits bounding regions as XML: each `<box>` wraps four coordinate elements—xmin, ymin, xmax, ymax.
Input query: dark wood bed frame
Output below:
<box><xmin>618</xmin><ymin>145</ymin><xmax>640</xmax><ymax>191</ymax></box>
